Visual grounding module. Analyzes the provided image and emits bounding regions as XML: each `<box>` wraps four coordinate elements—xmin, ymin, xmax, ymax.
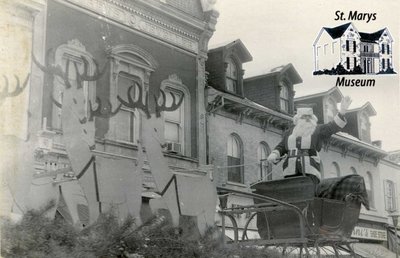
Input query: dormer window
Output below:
<box><xmin>280</xmin><ymin>84</ymin><xmax>289</xmax><ymax>112</ymax></box>
<box><xmin>325</xmin><ymin>97</ymin><xmax>338</xmax><ymax>122</ymax></box>
<box><xmin>360</xmin><ymin>112</ymin><xmax>370</xmax><ymax>142</ymax></box>
<box><xmin>226</xmin><ymin>57</ymin><xmax>238</xmax><ymax>93</ymax></box>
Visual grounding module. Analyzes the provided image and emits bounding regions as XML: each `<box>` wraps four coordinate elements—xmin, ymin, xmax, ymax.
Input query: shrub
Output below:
<box><xmin>1</xmin><ymin>205</ymin><xmax>281</xmax><ymax>258</ymax></box>
<box><xmin>377</xmin><ymin>67</ymin><xmax>397</xmax><ymax>74</ymax></box>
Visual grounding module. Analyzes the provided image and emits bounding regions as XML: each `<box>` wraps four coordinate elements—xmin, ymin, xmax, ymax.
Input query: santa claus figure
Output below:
<box><xmin>267</xmin><ymin>96</ymin><xmax>352</xmax><ymax>184</ymax></box>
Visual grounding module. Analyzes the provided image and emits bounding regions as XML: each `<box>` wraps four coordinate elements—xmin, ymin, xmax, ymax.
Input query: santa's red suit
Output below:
<box><xmin>272</xmin><ymin>113</ymin><xmax>347</xmax><ymax>182</ymax></box>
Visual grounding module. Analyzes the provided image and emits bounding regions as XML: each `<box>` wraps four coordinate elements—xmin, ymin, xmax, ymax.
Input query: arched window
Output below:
<box><xmin>320</xmin><ymin>161</ymin><xmax>325</xmax><ymax>179</ymax></box>
<box><xmin>107</xmin><ymin>44</ymin><xmax>158</xmax><ymax>145</ymax></box>
<box><xmin>225</xmin><ymin>57</ymin><xmax>238</xmax><ymax>93</ymax></box>
<box><xmin>257</xmin><ymin>142</ymin><xmax>271</xmax><ymax>180</ymax></box>
<box><xmin>280</xmin><ymin>84</ymin><xmax>289</xmax><ymax>112</ymax></box>
<box><xmin>161</xmin><ymin>74</ymin><xmax>190</xmax><ymax>156</ymax></box>
<box><xmin>227</xmin><ymin>134</ymin><xmax>243</xmax><ymax>183</ymax></box>
<box><xmin>115</xmin><ymin>73</ymin><xmax>142</xmax><ymax>143</ymax></box>
<box><xmin>325</xmin><ymin>97</ymin><xmax>337</xmax><ymax>122</ymax></box>
<box><xmin>53</xmin><ymin>40</ymin><xmax>96</xmax><ymax>130</ymax></box>
<box><xmin>384</xmin><ymin>180</ymin><xmax>397</xmax><ymax>212</ymax></box>
<box><xmin>350</xmin><ymin>167</ymin><xmax>357</xmax><ymax>175</ymax></box>
<box><xmin>164</xmin><ymin>88</ymin><xmax>184</xmax><ymax>142</ymax></box>
<box><xmin>328</xmin><ymin>162</ymin><xmax>340</xmax><ymax>178</ymax></box>
<box><xmin>365</xmin><ymin>171</ymin><xmax>374</xmax><ymax>208</ymax></box>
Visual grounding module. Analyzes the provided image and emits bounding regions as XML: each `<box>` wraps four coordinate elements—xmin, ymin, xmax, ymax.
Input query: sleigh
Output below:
<box><xmin>217</xmin><ymin>176</ymin><xmax>363</xmax><ymax>257</ymax></box>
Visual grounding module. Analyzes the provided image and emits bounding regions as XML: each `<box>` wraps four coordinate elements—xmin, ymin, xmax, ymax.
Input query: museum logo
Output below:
<box><xmin>312</xmin><ymin>22</ymin><xmax>396</xmax><ymax>76</ymax></box>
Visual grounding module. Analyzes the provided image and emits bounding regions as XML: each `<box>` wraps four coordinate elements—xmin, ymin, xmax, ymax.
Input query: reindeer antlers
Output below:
<box><xmin>33</xmin><ymin>48</ymin><xmax>72</xmax><ymax>89</ymax></box>
<box><xmin>33</xmin><ymin>48</ymin><xmax>184</xmax><ymax>121</ymax></box>
<box><xmin>154</xmin><ymin>89</ymin><xmax>184</xmax><ymax>117</ymax></box>
<box><xmin>33</xmin><ymin>50</ymin><xmax>108</xmax><ymax>89</ymax></box>
<box><xmin>117</xmin><ymin>83</ymin><xmax>184</xmax><ymax>118</ymax></box>
<box><xmin>88</xmin><ymin>97</ymin><xmax>122</xmax><ymax>121</ymax></box>
<box><xmin>33</xmin><ymin>50</ymin><xmax>111</xmax><ymax>111</ymax></box>
<box><xmin>0</xmin><ymin>74</ymin><xmax>30</xmax><ymax>106</ymax></box>
<box><xmin>117</xmin><ymin>82</ymin><xmax>151</xmax><ymax>118</ymax></box>
<box><xmin>74</xmin><ymin>56</ymin><xmax>108</xmax><ymax>89</ymax></box>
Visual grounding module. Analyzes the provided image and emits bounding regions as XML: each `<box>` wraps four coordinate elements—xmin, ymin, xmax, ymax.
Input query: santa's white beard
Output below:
<box><xmin>292</xmin><ymin>119</ymin><xmax>317</xmax><ymax>137</ymax></box>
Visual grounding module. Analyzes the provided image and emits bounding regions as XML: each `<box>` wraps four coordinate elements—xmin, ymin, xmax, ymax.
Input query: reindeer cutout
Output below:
<box><xmin>0</xmin><ymin>73</ymin><xmax>34</xmax><ymax>219</ymax></box>
<box><xmin>33</xmin><ymin>49</ymin><xmax>142</xmax><ymax>225</ymax></box>
<box><xmin>34</xmin><ymin>46</ymin><xmax>217</xmax><ymax>234</ymax></box>
<box><xmin>118</xmin><ymin>82</ymin><xmax>217</xmax><ymax>236</ymax></box>
<box><xmin>0</xmin><ymin>134</ymin><xmax>35</xmax><ymax>220</ymax></box>
<box><xmin>0</xmin><ymin>74</ymin><xmax>30</xmax><ymax>106</ymax></box>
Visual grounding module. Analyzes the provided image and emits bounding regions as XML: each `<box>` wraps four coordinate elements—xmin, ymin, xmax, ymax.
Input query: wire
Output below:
<box><xmin>216</xmin><ymin>162</ymin><xmax>263</xmax><ymax>169</ymax></box>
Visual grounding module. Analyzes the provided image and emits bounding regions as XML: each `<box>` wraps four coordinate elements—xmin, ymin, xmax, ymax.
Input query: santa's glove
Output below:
<box><xmin>267</xmin><ymin>151</ymin><xmax>280</xmax><ymax>164</ymax></box>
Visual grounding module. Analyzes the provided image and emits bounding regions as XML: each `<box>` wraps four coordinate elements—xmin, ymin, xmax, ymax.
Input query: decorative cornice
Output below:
<box><xmin>207</xmin><ymin>88</ymin><xmax>292</xmax><ymax>131</ymax></box>
<box><xmin>108</xmin><ymin>0</ymin><xmax>200</xmax><ymax>39</ymax></box>
<box><xmin>200</xmin><ymin>0</ymin><xmax>217</xmax><ymax>12</ymax></box>
<box><xmin>108</xmin><ymin>44</ymin><xmax>159</xmax><ymax>70</ymax></box>
<box><xmin>64</xmin><ymin>0</ymin><xmax>200</xmax><ymax>53</ymax></box>
<box><xmin>2</xmin><ymin>0</ymin><xmax>45</xmax><ymax>29</ymax></box>
<box><xmin>329</xmin><ymin>134</ymin><xmax>387</xmax><ymax>161</ymax></box>
<box><xmin>167</xmin><ymin>74</ymin><xmax>183</xmax><ymax>84</ymax></box>
<box><xmin>14</xmin><ymin>0</ymin><xmax>46</xmax><ymax>15</ymax></box>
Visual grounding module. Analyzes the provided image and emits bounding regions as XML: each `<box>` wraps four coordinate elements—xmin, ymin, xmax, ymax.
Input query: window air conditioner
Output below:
<box><xmin>165</xmin><ymin>141</ymin><xmax>182</xmax><ymax>154</ymax></box>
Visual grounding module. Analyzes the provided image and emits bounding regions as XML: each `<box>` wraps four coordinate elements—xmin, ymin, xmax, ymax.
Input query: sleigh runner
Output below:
<box><xmin>217</xmin><ymin>174</ymin><xmax>369</xmax><ymax>258</ymax></box>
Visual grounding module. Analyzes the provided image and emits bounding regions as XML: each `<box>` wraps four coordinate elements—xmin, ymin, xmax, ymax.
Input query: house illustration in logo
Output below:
<box><xmin>313</xmin><ymin>23</ymin><xmax>395</xmax><ymax>75</ymax></box>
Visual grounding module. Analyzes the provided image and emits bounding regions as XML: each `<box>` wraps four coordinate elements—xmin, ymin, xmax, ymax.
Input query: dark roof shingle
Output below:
<box><xmin>324</xmin><ymin>23</ymin><xmax>351</xmax><ymax>39</ymax></box>
<box><xmin>359</xmin><ymin>29</ymin><xmax>386</xmax><ymax>43</ymax></box>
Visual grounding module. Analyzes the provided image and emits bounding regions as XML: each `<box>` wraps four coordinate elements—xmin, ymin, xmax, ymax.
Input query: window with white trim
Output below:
<box><xmin>366</xmin><ymin>172</ymin><xmax>375</xmax><ymax>208</ymax></box>
<box><xmin>325</xmin><ymin>97</ymin><xmax>338</xmax><ymax>122</ymax></box>
<box><xmin>328</xmin><ymin>162</ymin><xmax>340</xmax><ymax>178</ymax></box>
<box><xmin>257</xmin><ymin>142</ymin><xmax>271</xmax><ymax>180</ymax></box>
<box><xmin>160</xmin><ymin>74</ymin><xmax>190</xmax><ymax>156</ymax></box>
<box><xmin>227</xmin><ymin>134</ymin><xmax>243</xmax><ymax>183</ymax></box>
<box><xmin>164</xmin><ymin>88</ymin><xmax>184</xmax><ymax>144</ymax></box>
<box><xmin>359</xmin><ymin>112</ymin><xmax>370</xmax><ymax>142</ymax></box>
<box><xmin>280</xmin><ymin>84</ymin><xmax>289</xmax><ymax>112</ymax></box>
<box><xmin>384</xmin><ymin>180</ymin><xmax>397</xmax><ymax>212</ymax></box>
<box><xmin>225</xmin><ymin>57</ymin><xmax>238</xmax><ymax>93</ymax></box>
<box><xmin>52</xmin><ymin>40</ymin><xmax>96</xmax><ymax>130</ymax></box>
<box><xmin>107</xmin><ymin>44</ymin><xmax>158</xmax><ymax>145</ymax></box>
<box><xmin>114</xmin><ymin>73</ymin><xmax>141</xmax><ymax>143</ymax></box>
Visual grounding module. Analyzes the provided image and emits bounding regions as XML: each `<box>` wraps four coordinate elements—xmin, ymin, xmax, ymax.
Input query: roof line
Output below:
<box><xmin>347</xmin><ymin>101</ymin><xmax>377</xmax><ymax>116</ymax></box>
<box><xmin>294</xmin><ymin>86</ymin><xmax>343</xmax><ymax>101</ymax></box>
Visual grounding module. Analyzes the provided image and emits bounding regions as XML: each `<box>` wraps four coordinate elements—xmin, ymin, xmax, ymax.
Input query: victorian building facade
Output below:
<box><xmin>1</xmin><ymin>0</ymin><xmax>219</xmax><ymax>224</ymax></box>
<box><xmin>206</xmin><ymin>39</ymin><xmax>400</xmax><ymax>252</ymax></box>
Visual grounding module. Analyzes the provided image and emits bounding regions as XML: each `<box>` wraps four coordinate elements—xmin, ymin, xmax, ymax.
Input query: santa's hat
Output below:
<box><xmin>296</xmin><ymin>107</ymin><xmax>314</xmax><ymax>116</ymax></box>
<box><xmin>294</xmin><ymin>104</ymin><xmax>318</xmax><ymax>124</ymax></box>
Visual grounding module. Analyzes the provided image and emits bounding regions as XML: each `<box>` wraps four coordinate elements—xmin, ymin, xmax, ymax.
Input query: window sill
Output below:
<box><xmin>226</xmin><ymin>181</ymin><xmax>247</xmax><ymax>188</ymax></box>
<box><xmin>163</xmin><ymin>151</ymin><xmax>198</xmax><ymax>163</ymax></box>
<box><xmin>362</xmin><ymin>206</ymin><xmax>377</xmax><ymax>212</ymax></box>
<box><xmin>97</xmin><ymin>138</ymin><xmax>138</xmax><ymax>150</ymax></box>
<box><xmin>98</xmin><ymin>138</ymin><xmax>198</xmax><ymax>163</ymax></box>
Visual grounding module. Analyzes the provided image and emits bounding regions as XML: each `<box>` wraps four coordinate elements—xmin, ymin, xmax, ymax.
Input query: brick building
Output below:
<box><xmin>206</xmin><ymin>40</ymin><xmax>400</xmax><ymax>252</ymax></box>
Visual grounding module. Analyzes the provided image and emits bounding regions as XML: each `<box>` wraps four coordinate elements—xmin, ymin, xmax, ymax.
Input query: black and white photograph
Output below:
<box><xmin>0</xmin><ymin>0</ymin><xmax>399</xmax><ymax>257</ymax></box>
